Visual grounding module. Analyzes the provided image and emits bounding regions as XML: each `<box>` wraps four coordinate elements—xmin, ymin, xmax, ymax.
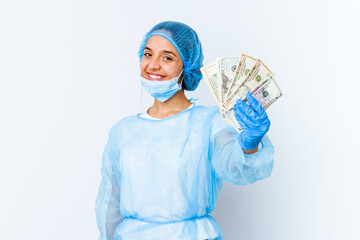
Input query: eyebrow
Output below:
<box><xmin>144</xmin><ymin>47</ymin><xmax>177</xmax><ymax>57</ymax></box>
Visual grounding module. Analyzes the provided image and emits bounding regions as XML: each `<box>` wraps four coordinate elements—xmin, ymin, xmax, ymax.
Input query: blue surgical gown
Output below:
<box><xmin>95</xmin><ymin>104</ymin><xmax>274</xmax><ymax>240</ymax></box>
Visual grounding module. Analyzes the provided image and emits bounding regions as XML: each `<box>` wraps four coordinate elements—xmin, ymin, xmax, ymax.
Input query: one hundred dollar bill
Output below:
<box><xmin>222</xmin><ymin>59</ymin><xmax>274</xmax><ymax>110</ymax></box>
<box><xmin>225</xmin><ymin>54</ymin><xmax>257</xmax><ymax>101</ymax></box>
<box><xmin>217</xmin><ymin>57</ymin><xmax>240</xmax><ymax>104</ymax></box>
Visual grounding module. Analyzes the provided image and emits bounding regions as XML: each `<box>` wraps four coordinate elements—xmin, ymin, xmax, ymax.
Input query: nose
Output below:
<box><xmin>148</xmin><ymin>56</ymin><xmax>161</xmax><ymax>70</ymax></box>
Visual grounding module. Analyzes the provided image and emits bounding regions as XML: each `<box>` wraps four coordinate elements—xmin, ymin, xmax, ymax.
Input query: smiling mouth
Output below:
<box><xmin>147</xmin><ymin>73</ymin><xmax>165</xmax><ymax>81</ymax></box>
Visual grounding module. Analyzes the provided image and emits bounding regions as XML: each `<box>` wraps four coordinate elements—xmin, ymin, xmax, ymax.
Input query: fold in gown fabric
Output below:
<box><xmin>95</xmin><ymin>104</ymin><xmax>274</xmax><ymax>240</ymax></box>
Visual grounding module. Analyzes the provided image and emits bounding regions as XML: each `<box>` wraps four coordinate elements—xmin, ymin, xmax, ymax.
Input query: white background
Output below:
<box><xmin>1</xmin><ymin>0</ymin><xmax>359</xmax><ymax>239</ymax></box>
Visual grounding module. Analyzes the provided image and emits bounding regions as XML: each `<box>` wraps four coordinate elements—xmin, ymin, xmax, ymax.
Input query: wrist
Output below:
<box><xmin>238</xmin><ymin>133</ymin><xmax>262</xmax><ymax>150</ymax></box>
<box><xmin>243</xmin><ymin>145</ymin><xmax>259</xmax><ymax>154</ymax></box>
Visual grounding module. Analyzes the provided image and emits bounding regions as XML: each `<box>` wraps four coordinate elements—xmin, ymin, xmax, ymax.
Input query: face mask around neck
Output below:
<box><xmin>140</xmin><ymin>69</ymin><xmax>184</xmax><ymax>102</ymax></box>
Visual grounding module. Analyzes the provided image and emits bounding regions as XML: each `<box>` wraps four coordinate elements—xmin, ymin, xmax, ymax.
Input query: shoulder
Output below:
<box><xmin>103</xmin><ymin>115</ymin><xmax>142</xmax><ymax>148</ymax></box>
<box><xmin>192</xmin><ymin>105</ymin><xmax>221</xmax><ymax>119</ymax></box>
<box><xmin>107</xmin><ymin>115</ymin><xmax>139</xmax><ymax>135</ymax></box>
<box><xmin>190</xmin><ymin>105</ymin><xmax>229</xmax><ymax>134</ymax></box>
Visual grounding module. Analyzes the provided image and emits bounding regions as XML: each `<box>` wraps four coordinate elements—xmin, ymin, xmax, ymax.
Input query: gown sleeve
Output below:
<box><xmin>209</xmin><ymin>109</ymin><xmax>274</xmax><ymax>185</ymax></box>
<box><xmin>95</xmin><ymin>126</ymin><xmax>123</xmax><ymax>240</ymax></box>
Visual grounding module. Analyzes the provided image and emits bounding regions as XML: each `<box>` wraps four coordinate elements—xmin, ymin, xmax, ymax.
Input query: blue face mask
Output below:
<box><xmin>141</xmin><ymin>70</ymin><xmax>184</xmax><ymax>102</ymax></box>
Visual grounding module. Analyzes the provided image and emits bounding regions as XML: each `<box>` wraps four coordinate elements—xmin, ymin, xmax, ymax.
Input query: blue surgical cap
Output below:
<box><xmin>138</xmin><ymin>21</ymin><xmax>204</xmax><ymax>91</ymax></box>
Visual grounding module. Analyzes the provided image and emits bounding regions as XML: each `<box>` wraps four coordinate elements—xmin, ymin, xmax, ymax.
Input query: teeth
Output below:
<box><xmin>150</xmin><ymin>74</ymin><xmax>161</xmax><ymax>79</ymax></box>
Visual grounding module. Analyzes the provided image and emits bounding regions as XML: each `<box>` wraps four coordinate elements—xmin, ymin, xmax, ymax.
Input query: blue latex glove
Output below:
<box><xmin>233</xmin><ymin>92</ymin><xmax>271</xmax><ymax>150</ymax></box>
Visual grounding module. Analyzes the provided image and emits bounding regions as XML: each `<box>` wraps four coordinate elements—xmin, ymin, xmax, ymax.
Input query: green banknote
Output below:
<box><xmin>202</xmin><ymin>54</ymin><xmax>282</xmax><ymax>132</ymax></box>
<box><xmin>247</xmin><ymin>76</ymin><xmax>282</xmax><ymax>110</ymax></box>
<box><xmin>217</xmin><ymin>57</ymin><xmax>240</xmax><ymax>104</ymax></box>
<box><xmin>225</xmin><ymin>54</ymin><xmax>257</xmax><ymax>101</ymax></box>
<box><xmin>200</xmin><ymin>61</ymin><xmax>221</xmax><ymax>106</ymax></box>
<box><xmin>222</xmin><ymin>59</ymin><xmax>274</xmax><ymax>110</ymax></box>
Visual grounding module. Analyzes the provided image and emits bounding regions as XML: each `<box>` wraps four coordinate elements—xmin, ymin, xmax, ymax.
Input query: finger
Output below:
<box><xmin>233</xmin><ymin>105</ymin><xmax>257</xmax><ymax>127</ymax></box>
<box><xmin>235</xmin><ymin>98</ymin><xmax>256</xmax><ymax>117</ymax></box>
<box><xmin>245</xmin><ymin>92</ymin><xmax>266</xmax><ymax>115</ymax></box>
<box><xmin>235</xmin><ymin>102</ymin><xmax>269</xmax><ymax>129</ymax></box>
<box><xmin>233</xmin><ymin>111</ymin><xmax>253</xmax><ymax>130</ymax></box>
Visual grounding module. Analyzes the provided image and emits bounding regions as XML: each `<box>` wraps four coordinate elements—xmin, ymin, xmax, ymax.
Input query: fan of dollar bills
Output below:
<box><xmin>200</xmin><ymin>53</ymin><xmax>283</xmax><ymax>132</ymax></box>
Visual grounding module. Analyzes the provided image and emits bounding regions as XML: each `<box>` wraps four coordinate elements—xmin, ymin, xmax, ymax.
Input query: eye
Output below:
<box><xmin>164</xmin><ymin>56</ymin><xmax>173</xmax><ymax>61</ymax></box>
<box><xmin>143</xmin><ymin>52</ymin><xmax>152</xmax><ymax>57</ymax></box>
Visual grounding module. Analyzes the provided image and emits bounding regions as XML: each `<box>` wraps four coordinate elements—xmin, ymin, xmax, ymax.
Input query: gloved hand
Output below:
<box><xmin>233</xmin><ymin>92</ymin><xmax>271</xmax><ymax>150</ymax></box>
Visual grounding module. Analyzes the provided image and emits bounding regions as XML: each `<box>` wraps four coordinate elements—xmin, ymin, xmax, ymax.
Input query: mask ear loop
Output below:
<box><xmin>139</xmin><ymin>63</ymin><xmax>146</xmax><ymax>114</ymax></box>
<box><xmin>139</xmin><ymin>65</ymin><xmax>144</xmax><ymax>114</ymax></box>
<box><xmin>178</xmin><ymin>69</ymin><xmax>185</xmax><ymax>87</ymax></box>
<box><xmin>140</xmin><ymin>85</ymin><xmax>144</xmax><ymax>114</ymax></box>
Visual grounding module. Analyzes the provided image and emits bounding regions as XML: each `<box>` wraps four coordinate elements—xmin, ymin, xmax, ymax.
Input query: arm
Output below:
<box><xmin>210</xmin><ymin>92</ymin><xmax>274</xmax><ymax>184</ymax></box>
<box><xmin>210</xmin><ymin>115</ymin><xmax>274</xmax><ymax>185</ymax></box>
<box><xmin>95</xmin><ymin>127</ymin><xmax>123</xmax><ymax>240</ymax></box>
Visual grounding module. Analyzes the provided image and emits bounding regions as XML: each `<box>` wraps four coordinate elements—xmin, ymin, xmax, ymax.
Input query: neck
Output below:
<box><xmin>147</xmin><ymin>89</ymin><xmax>192</xmax><ymax>118</ymax></box>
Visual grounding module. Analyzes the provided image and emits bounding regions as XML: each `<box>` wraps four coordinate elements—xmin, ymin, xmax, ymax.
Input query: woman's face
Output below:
<box><xmin>140</xmin><ymin>35</ymin><xmax>184</xmax><ymax>81</ymax></box>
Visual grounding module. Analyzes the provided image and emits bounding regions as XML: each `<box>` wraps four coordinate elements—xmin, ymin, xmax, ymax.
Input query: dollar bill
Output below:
<box><xmin>222</xmin><ymin>59</ymin><xmax>274</xmax><ymax>110</ymax></box>
<box><xmin>223</xmin><ymin>76</ymin><xmax>282</xmax><ymax>120</ymax></box>
<box><xmin>225</xmin><ymin>54</ymin><xmax>257</xmax><ymax>101</ymax></box>
<box><xmin>223</xmin><ymin>76</ymin><xmax>282</xmax><ymax>132</ymax></box>
<box><xmin>201</xmin><ymin>61</ymin><xmax>228</xmax><ymax>119</ymax></box>
<box><xmin>202</xmin><ymin>54</ymin><xmax>282</xmax><ymax>133</ymax></box>
<box><xmin>223</xmin><ymin>109</ymin><xmax>242</xmax><ymax>132</ymax></box>
<box><xmin>200</xmin><ymin>62</ymin><xmax>221</xmax><ymax>106</ymax></box>
<box><xmin>217</xmin><ymin>57</ymin><xmax>240</xmax><ymax>104</ymax></box>
<box><xmin>246</xmin><ymin>76</ymin><xmax>282</xmax><ymax>110</ymax></box>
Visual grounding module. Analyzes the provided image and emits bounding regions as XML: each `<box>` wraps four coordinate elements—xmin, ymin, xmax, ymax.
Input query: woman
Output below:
<box><xmin>95</xmin><ymin>21</ymin><xmax>274</xmax><ymax>240</ymax></box>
